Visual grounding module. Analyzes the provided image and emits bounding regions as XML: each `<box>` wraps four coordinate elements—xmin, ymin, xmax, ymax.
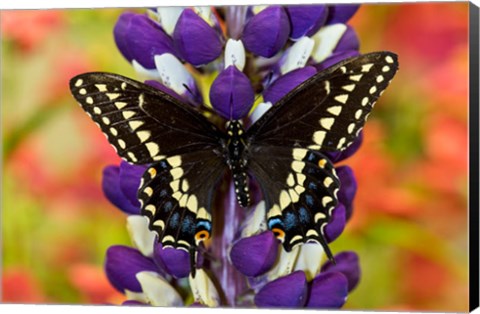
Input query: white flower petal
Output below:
<box><xmin>125</xmin><ymin>289</ymin><xmax>148</xmax><ymax>304</ymax></box>
<box><xmin>157</xmin><ymin>7</ymin><xmax>184</xmax><ymax>35</ymax></box>
<box><xmin>252</xmin><ymin>5</ymin><xmax>268</xmax><ymax>15</ymax></box>
<box><xmin>126</xmin><ymin>215</ymin><xmax>156</xmax><ymax>257</ymax></box>
<box><xmin>250</xmin><ymin>102</ymin><xmax>272</xmax><ymax>124</ymax></box>
<box><xmin>154</xmin><ymin>53</ymin><xmax>193</xmax><ymax>95</ymax></box>
<box><xmin>193</xmin><ymin>6</ymin><xmax>216</xmax><ymax>26</ymax></box>
<box><xmin>267</xmin><ymin>245</ymin><xmax>300</xmax><ymax>282</ymax></box>
<box><xmin>189</xmin><ymin>269</ymin><xmax>220</xmax><ymax>307</ymax></box>
<box><xmin>280</xmin><ymin>36</ymin><xmax>315</xmax><ymax>74</ymax></box>
<box><xmin>136</xmin><ymin>271</ymin><xmax>183</xmax><ymax>307</ymax></box>
<box><xmin>132</xmin><ymin>60</ymin><xmax>161</xmax><ymax>79</ymax></box>
<box><xmin>311</xmin><ymin>24</ymin><xmax>348</xmax><ymax>63</ymax></box>
<box><xmin>224</xmin><ymin>39</ymin><xmax>246</xmax><ymax>71</ymax></box>
<box><xmin>293</xmin><ymin>243</ymin><xmax>325</xmax><ymax>281</ymax></box>
<box><xmin>241</xmin><ymin>201</ymin><xmax>267</xmax><ymax>238</ymax></box>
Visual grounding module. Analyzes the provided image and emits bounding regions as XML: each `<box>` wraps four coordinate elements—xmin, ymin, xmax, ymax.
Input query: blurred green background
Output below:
<box><xmin>1</xmin><ymin>3</ymin><xmax>469</xmax><ymax>311</ymax></box>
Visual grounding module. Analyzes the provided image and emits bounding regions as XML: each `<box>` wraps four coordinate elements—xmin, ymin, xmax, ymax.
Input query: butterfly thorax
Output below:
<box><xmin>225</xmin><ymin>121</ymin><xmax>250</xmax><ymax>207</ymax></box>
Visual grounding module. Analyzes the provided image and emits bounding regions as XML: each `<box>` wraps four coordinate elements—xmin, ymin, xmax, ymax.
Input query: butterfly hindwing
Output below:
<box><xmin>248</xmin><ymin>146</ymin><xmax>340</xmax><ymax>254</ymax></box>
<box><xmin>138</xmin><ymin>150</ymin><xmax>226</xmax><ymax>250</ymax></box>
<box><xmin>247</xmin><ymin>51</ymin><xmax>399</xmax><ymax>151</ymax></box>
<box><xmin>70</xmin><ymin>72</ymin><xmax>223</xmax><ymax>164</ymax></box>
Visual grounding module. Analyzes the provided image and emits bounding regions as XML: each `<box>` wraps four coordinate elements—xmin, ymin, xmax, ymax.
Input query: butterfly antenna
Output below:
<box><xmin>264</xmin><ymin>70</ymin><xmax>274</xmax><ymax>86</ymax></box>
<box><xmin>182</xmin><ymin>83</ymin><xmax>195</xmax><ymax>99</ymax></box>
<box><xmin>182</xmin><ymin>83</ymin><xmax>216</xmax><ymax>115</ymax></box>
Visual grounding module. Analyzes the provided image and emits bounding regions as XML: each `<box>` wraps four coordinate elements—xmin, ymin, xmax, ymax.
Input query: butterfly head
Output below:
<box><xmin>225</xmin><ymin>120</ymin><xmax>244</xmax><ymax>136</ymax></box>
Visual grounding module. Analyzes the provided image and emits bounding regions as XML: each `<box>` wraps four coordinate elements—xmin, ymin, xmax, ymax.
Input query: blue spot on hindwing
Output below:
<box><xmin>267</xmin><ymin>217</ymin><xmax>283</xmax><ymax>230</ymax></box>
<box><xmin>158</xmin><ymin>161</ymin><xmax>169</xmax><ymax>170</ymax></box>
<box><xmin>299</xmin><ymin>206</ymin><xmax>310</xmax><ymax>224</ymax></box>
<box><xmin>196</xmin><ymin>220</ymin><xmax>212</xmax><ymax>231</ymax></box>
<box><xmin>169</xmin><ymin>211</ymin><xmax>180</xmax><ymax>228</ymax></box>
<box><xmin>163</xmin><ymin>201</ymin><xmax>173</xmax><ymax>212</ymax></box>
<box><xmin>305</xmin><ymin>194</ymin><xmax>314</xmax><ymax>207</ymax></box>
<box><xmin>181</xmin><ymin>214</ymin><xmax>195</xmax><ymax>235</ymax></box>
<box><xmin>284</xmin><ymin>211</ymin><xmax>298</xmax><ymax>231</ymax></box>
<box><xmin>307</xmin><ymin>152</ymin><xmax>316</xmax><ymax>162</ymax></box>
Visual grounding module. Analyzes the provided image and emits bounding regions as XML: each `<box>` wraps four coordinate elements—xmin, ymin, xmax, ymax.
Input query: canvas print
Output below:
<box><xmin>1</xmin><ymin>3</ymin><xmax>473</xmax><ymax>311</ymax></box>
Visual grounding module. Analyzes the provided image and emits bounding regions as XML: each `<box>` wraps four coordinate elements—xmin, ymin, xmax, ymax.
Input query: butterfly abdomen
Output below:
<box><xmin>225</xmin><ymin>121</ymin><xmax>251</xmax><ymax>207</ymax></box>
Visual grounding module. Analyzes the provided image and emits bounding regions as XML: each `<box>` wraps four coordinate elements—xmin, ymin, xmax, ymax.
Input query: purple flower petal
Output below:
<box><xmin>263</xmin><ymin>66</ymin><xmax>317</xmax><ymax>105</ymax></box>
<box><xmin>113</xmin><ymin>13</ymin><xmax>133</xmax><ymax>61</ymax></box>
<box><xmin>326</xmin><ymin>4</ymin><xmax>360</xmax><ymax>24</ymax></box>
<box><xmin>102</xmin><ymin>165</ymin><xmax>140</xmax><ymax>215</ymax></box>
<box><xmin>105</xmin><ymin>245</ymin><xmax>159</xmax><ymax>293</ymax></box>
<box><xmin>314</xmin><ymin>50</ymin><xmax>360</xmax><ymax>72</ymax></box>
<box><xmin>306</xmin><ymin>271</ymin><xmax>348</xmax><ymax>308</ymax></box>
<box><xmin>114</xmin><ymin>12</ymin><xmax>175</xmax><ymax>69</ymax></box>
<box><xmin>336</xmin><ymin>166</ymin><xmax>357</xmax><ymax>221</ymax></box>
<box><xmin>210</xmin><ymin>65</ymin><xmax>255</xmax><ymax>120</ymax></box>
<box><xmin>173</xmin><ymin>9</ymin><xmax>222</xmax><ymax>66</ymax></box>
<box><xmin>325</xmin><ymin>203</ymin><xmax>346</xmax><ymax>243</ymax></box>
<box><xmin>334</xmin><ymin>25</ymin><xmax>359</xmax><ymax>53</ymax></box>
<box><xmin>325</xmin><ymin>131</ymin><xmax>363</xmax><ymax>162</ymax></box>
<box><xmin>230</xmin><ymin>231</ymin><xmax>278</xmax><ymax>277</ymax></box>
<box><xmin>122</xmin><ymin>300</ymin><xmax>148</xmax><ymax>306</ymax></box>
<box><xmin>286</xmin><ymin>5</ymin><xmax>328</xmax><ymax>39</ymax></box>
<box><xmin>321</xmin><ymin>251</ymin><xmax>360</xmax><ymax>292</ymax></box>
<box><xmin>119</xmin><ymin>161</ymin><xmax>146</xmax><ymax>209</ymax></box>
<box><xmin>242</xmin><ymin>6</ymin><xmax>291</xmax><ymax>58</ymax></box>
<box><xmin>254</xmin><ymin>271</ymin><xmax>308</xmax><ymax>308</ymax></box>
<box><xmin>153</xmin><ymin>243</ymin><xmax>190</xmax><ymax>278</ymax></box>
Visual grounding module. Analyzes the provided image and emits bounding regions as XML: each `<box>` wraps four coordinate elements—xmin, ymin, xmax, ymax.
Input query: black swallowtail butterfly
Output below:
<box><xmin>70</xmin><ymin>51</ymin><xmax>398</xmax><ymax>263</ymax></box>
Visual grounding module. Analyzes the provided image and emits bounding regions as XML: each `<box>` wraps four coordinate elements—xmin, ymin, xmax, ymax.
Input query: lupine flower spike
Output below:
<box><xmin>69</xmin><ymin>4</ymin><xmax>399</xmax><ymax>308</ymax></box>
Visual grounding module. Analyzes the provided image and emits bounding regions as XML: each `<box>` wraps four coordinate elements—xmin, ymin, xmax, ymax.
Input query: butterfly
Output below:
<box><xmin>70</xmin><ymin>51</ymin><xmax>398</xmax><ymax>265</ymax></box>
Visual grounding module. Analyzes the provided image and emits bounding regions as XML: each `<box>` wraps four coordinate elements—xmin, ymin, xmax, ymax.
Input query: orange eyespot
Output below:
<box><xmin>148</xmin><ymin>167</ymin><xmax>157</xmax><ymax>178</ymax></box>
<box><xmin>318</xmin><ymin>159</ymin><xmax>327</xmax><ymax>168</ymax></box>
<box><xmin>272</xmin><ymin>228</ymin><xmax>285</xmax><ymax>242</ymax></box>
<box><xmin>195</xmin><ymin>230</ymin><xmax>210</xmax><ymax>242</ymax></box>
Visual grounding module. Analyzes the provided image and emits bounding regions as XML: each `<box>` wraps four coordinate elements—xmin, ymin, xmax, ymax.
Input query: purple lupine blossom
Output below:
<box><xmin>102</xmin><ymin>162</ymin><xmax>145</xmax><ymax>215</ymax></box>
<box><xmin>286</xmin><ymin>5</ymin><xmax>328</xmax><ymax>39</ymax></box>
<box><xmin>326</xmin><ymin>4</ymin><xmax>361</xmax><ymax>24</ymax></box>
<box><xmin>229</xmin><ymin>231</ymin><xmax>278</xmax><ymax>277</ymax></box>
<box><xmin>242</xmin><ymin>6</ymin><xmax>291</xmax><ymax>58</ymax></box>
<box><xmin>114</xmin><ymin>12</ymin><xmax>175</xmax><ymax>69</ymax></box>
<box><xmin>210</xmin><ymin>65</ymin><xmax>255</xmax><ymax>119</ymax></box>
<box><xmin>263</xmin><ymin>66</ymin><xmax>317</xmax><ymax>104</ymax></box>
<box><xmin>173</xmin><ymin>9</ymin><xmax>223</xmax><ymax>66</ymax></box>
<box><xmin>98</xmin><ymin>4</ymin><xmax>365</xmax><ymax>307</ymax></box>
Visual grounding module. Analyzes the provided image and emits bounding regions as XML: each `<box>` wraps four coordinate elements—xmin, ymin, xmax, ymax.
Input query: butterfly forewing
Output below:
<box><xmin>70</xmin><ymin>72</ymin><xmax>223</xmax><ymax>164</ymax></box>
<box><xmin>247</xmin><ymin>52</ymin><xmax>399</xmax><ymax>151</ymax></box>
